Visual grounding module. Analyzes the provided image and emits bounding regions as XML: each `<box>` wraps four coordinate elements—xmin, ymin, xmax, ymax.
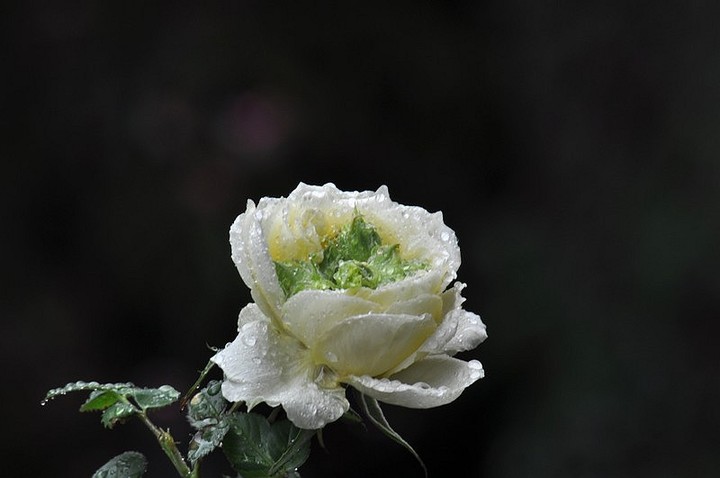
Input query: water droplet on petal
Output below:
<box><xmin>242</xmin><ymin>334</ymin><xmax>257</xmax><ymax>346</ymax></box>
<box><xmin>467</xmin><ymin>360</ymin><xmax>484</xmax><ymax>380</ymax></box>
<box><xmin>251</xmin><ymin>357</ymin><xmax>262</xmax><ymax>365</ymax></box>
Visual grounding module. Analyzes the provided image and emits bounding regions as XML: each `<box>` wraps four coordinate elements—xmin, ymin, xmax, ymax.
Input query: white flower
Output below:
<box><xmin>212</xmin><ymin>183</ymin><xmax>487</xmax><ymax>429</ymax></box>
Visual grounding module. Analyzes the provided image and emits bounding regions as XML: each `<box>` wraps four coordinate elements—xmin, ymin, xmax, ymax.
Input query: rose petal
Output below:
<box><xmin>436</xmin><ymin>309</ymin><xmax>487</xmax><ymax>355</ymax></box>
<box><xmin>211</xmin><ymin>303</ymin><xmax>349</xmax><ymax>429</ymax></box>
<box><xmin>384</xmin><ymin>293</ymin><xmax>443</xmax><ymax>323</ymax></box>
<box><xmin>418</xmin><ymin>282</ymin><xmax>487</xmax><ymax>356</ymax></box>
<box><xmin>347</xmin><ymin>356</ymin><xmax>484</xmax><ymax>408</ymax></box>
<box><xmin>354</xmin><ymin>195</ymin><xmax>460</xmax><ymax>289</ymax></box>
<box><xmin>441</xmin><ymin>281</ymin><xmax>467</xmax><ymax>315</ymax></box>
<box><xmin>355</xmin><ymin>268</ymin><xmax>445</xmax><ymax>307</ymax></box>
<box><xmin>312</xmin><ymin>313</ymin><xmax>436</xmax><ymax>377</ymax></box>
<box><xmin>261</xmin><ymin>194</ymin><xmax>324</xmax><ymax>263</ymax></box>
<box><xmin>280</xmin><ymin>380</ymin><xmax>349</xmax><ymax>430</ymax></box>
<box><xmin>281</xmin><ymin>290</ymin><xmax>380</xmax><ymax>347</ymax></box>
<box><xmin>230</xmin><ymin>204</ymin><xmax>285</xmax><ymax>319</ymax></box>
<box><xmin>419</xmin><ymin>308</ymin><xmax>487</xmax><ymax>357</ymax></box>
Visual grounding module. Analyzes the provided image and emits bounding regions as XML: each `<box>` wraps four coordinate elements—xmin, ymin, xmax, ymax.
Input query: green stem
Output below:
<box><xmin>180</xmin><ymin>359</ymin><xmax>216</xmax><ymax>409</ymax></box>
<box><xmin>134</xmin><ymin>406</ymin><xmax>193</xmax><ymax>477</ymax></box>
<box><xmin>190</xmin><ymin>461</ymin><xmax>201</xmax><ymax>478</ymax></box>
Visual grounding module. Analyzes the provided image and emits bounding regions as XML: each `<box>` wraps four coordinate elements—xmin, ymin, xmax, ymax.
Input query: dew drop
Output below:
<box><xmin>242</xmin><ymin>335</ymin><xmax>257</xmax><ymax>347</ymax></box>
<box><xmin>467</xmin><ymin>360</ymin><xmax>484</xmax><ymax>380</ymax></box>
<box><xmin>324</xmin><ymin>351</ymin><xmax>338</xmax><ymax>363</ymax></box>
<box><xmin>440</xmin><ymin>231</ymin><xmax>450</xmax><ymax>241</ymax></box>
<box><xmin>251</xmin><ymin>357</ymin><xmax>262</xmax><ymax>365</ymax></box>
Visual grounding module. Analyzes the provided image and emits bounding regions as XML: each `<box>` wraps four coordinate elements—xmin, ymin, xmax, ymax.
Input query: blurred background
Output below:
<box><xmin>4</xmin><ymin>1</ymin><xmax>719</xmax><ymax>476</ymax></box>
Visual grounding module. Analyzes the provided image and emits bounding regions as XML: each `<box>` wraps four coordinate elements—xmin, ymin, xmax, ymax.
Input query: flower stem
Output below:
<box><xmin>134</xmin><ymin>407</ymin><xmax>193</xmax><ymax>477</ymax></box>
<box><xmin>180</xmin><ymin>359</ymin><xmax>216</xmax><ymax>409</ymax></box>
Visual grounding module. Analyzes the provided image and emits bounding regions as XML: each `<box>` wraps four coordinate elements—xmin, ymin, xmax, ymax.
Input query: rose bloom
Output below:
<box><xmin>212</xmin><ymin>183</ymin><xmax>487</xmax><ymax>429</ymax></box>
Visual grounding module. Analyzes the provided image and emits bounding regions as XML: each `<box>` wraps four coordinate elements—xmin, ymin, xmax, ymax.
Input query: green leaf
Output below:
<box><xmin>188</xmin><ymin>423</ymin><xmax>230</xmax><ymax>465</ymax></box>
<box><xmin>367</xmin><ymin>244</ymin><xmax>428</xmax><ymax>286</ymax></box>
<box><xmin>319</xmin><ymin>214</ymin><xmax>382</xmax><ymax>276</ymax></box>
<box><xmin>92</xmin><ymin>451</ymin><xmax>147</xmax><ymax>478</ymax></box>
<box><xmin>358</xmin><ymin>393</ymin><xmax>427</xmax><ymax>478</ymax></box>
<box><xmin>186</xmin><ymin>381</ymin><xmax>230</xmax><ymax>465</ymax></box>
<box><xmin>274</xmin><ymin>260</ymin><xmax>334</xmax><ymax>297</ymax></box>
<box><xmin>332</xmin><ymin>260</ymin><xmax>375</xmax><ymax>289</ymax></box>
<box><xmin>222</xmin><ymin>413</ymin><xmax>314</xmax><ymax>478</ymax></box>
<box><xmin>101</xmin><ymin>401</ymin><xmax>137</xmax><ymax>429</ymax></box>
<box><xmin>80</xmin><ymin>390</ymin><xmax>123</xmax><ymax>412</ymax></box>
<box><xmin>267</xmin><ymin>420</ymin><xmax>314</xmax><ymax>477</ymax></box>
<box><xmin>131</xmin><ymin>385</ymin><xmax>180</xmax><ymax>411</ymax></box>
<box><xmin>44</xmin><ymin>381</ymin><xmax>179</xmax><ymax>421</ymax></box>
<box><xmin>187</xmin><ymin>380</ymin><xmax>227</xmax><ymax>429</ymax></box>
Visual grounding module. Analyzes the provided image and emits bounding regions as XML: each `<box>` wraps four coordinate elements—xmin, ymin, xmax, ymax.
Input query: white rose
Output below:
<box><xmin>212</xmin><ymin>183</ymin><xmax>487</xmax><ymax>429</ymax></box>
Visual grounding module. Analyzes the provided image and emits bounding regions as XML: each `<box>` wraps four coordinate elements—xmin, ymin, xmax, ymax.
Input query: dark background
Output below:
<box><xmin>4</xmin><ymin>1</ymin><xmax>719</xmax><ymax>477</ymax></box>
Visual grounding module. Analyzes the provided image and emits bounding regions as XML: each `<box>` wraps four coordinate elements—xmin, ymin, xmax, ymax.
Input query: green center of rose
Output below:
<box><xmin>274</xmin><ymin>214</ymin><xmax>428</xmax><ymax>298</ymax></box>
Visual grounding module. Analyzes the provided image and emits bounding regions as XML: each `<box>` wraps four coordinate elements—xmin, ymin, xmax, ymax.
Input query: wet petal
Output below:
<box><xmin>280</xmin><ymin>380</ymin><xmax>349</xmax><ymax>430</ymax></box>
<box><xmin>281</xmin><ymin>290</ymin><xmax>379</xmax><ymax>347</ymax></box>
<box><xmin>230</xmin><ymin>204</ymin><xmax>285</xmax><ymax>319</ymax></box>
<box><xmin>420</xmin><ymin>309</ymin><xmax>487</xmax><ymax>356</ymax></box>
<box><xmin>347</xmin><ymin>356</ymin><xmax>484</xmax><ymax>409</ymax></box>
<box><xmin>439</xmin><ymin>310</ymin><xmax>487</xmax><ymax>354</ymax></box>
<box><xmin>384</xmin><ymin>293</ymin><xmax>443</xmax><ymax>323</ymax></box>
<box><xmin>313</xmin><ymin>313</ymin><xmax>436</xmax><ymax>377</ymax></box>
<box><xmin>356</xmin><ymin>268</ymin><xmax>445</xmax><ymax>307</ymax></box>
<box><xmin>420</xmin><ymin>282</ymin><xmax>487</xmax><ymax>355</ymax></box>
<box><xmin>211</xmin><ymin>304</ymin><xmax>349</xmax><ymax>429</ymax></box>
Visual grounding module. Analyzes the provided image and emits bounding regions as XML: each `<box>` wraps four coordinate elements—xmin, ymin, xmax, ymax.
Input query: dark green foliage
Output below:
<box><xmin>222</xmin><ymin>413</ymin><xmax>314</xmax><ymax>478</ymax></box>
<box><xmin>186</xmin><ymin>380</ymin><xmax>231</xmax><ymax>465</ymax></box>
<box><xmin>91</xmin><ymin>451</ymin><xmax>147</xmax><ymax>478</ymax></box>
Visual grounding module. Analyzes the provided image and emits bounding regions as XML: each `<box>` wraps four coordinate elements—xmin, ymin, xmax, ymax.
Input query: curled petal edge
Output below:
<box><xmin>346</xmin><ymin>355</ymin><xmax>484</xmax><ymax>409</ymax></box>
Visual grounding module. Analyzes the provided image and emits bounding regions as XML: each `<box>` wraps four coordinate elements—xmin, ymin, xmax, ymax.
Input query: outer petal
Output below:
<box><xmin>419</xmin><ymin>282</ymin><xmax>487</xmax><ymax>356</ymax></box>
<box><xmin>347</xmin><ymin>356</ymin><xmax>484</xmax><ymax>409</ymax></box>
<box><xmin>279</xmin><ymin>379</ymin><xmax>349</xmax><ymax>430</ymax></box>
<box><xmin>313</xmin><ymin>313</ymin><xmax>436</xmax><ymax>378</ymax></box>
<box><xmin>230</xmin><ymin>204</ymin><xmax>285</xmax><ymax>320</ymax></box>
<box><xmin>419</xmin><ymin>309</ymin><xmax>487</xmax><ymax>357</ymax></box>
<box><xmin>211</xmin><ymin>304</ymin><xmax>349</xmax><ymax>429</ymax></box>
<box><xmin>435</xmin><ymin>309</ymin><xmax>487</xmax><ymax>355</ymax></box>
